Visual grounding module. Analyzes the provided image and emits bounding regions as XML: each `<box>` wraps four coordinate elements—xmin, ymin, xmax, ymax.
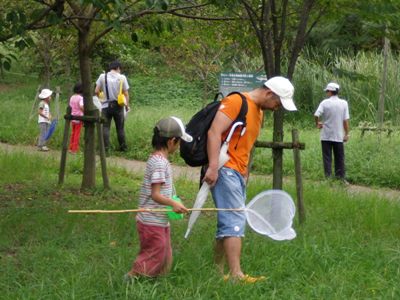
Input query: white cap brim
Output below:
<box><xmin>181</xmin><ymin>132</ymin><xmax>193</xmax><ymax>143</ymax></box>
<box><xmin>171</xmin><ymin>116</ymin><xmax>193</xmax><ymax>142</ymax></box>
<box><xmin>281</xmin><ymin>97</ymin><xmax>297</xmax><ymax>111</ymax></box>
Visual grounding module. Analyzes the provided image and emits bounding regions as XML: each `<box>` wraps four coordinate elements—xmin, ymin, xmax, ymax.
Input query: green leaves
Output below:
<box><xmin>0</xmin><ymin>42</ymin><xmax>17</xmax><ymax>71</ymax></box>
<box><xmin>145</xmin><ymin>0</ymin><xmax>170</xmax><ymax>10</ymax></box>
<box><xmin>131</xmin><ymin>32</ymin><xmax>139</xmax><ymax>42</ymax></box>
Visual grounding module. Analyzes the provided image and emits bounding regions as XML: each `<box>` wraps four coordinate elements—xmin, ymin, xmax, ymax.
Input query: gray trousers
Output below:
<box><xmin>321</xmin><ymin>141</ymin><xmax>345</xmax><ymax>179</ymax></box>
<box><xmin>38</xmin><ymin>122</ymin><xmax>49</xmax><ymax>147</ymax></box>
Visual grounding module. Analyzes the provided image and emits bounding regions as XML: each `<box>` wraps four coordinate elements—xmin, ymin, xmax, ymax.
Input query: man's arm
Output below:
<box><xmin>203</xmin><ymin>111</ymin><xmax>232</xmax><ymax>186</ymax></box>
<box><xmin>94</xmin><ymin>85</ymin><xmax>101</xmax><ymax>97</ymax></box>
<box><xmin>343</xmin><ymin>119</ymin><xmax>350</xmax><ymax>142</ymax></box>
<box><xmin>123</xmin><ymin>90</ymin><xmax>129</xmax><ymax>108</ymax></box>
<box><xmin>314</xmin><ymin>116</ymin><xmax>323</xmax><ymax>129</ymax></box>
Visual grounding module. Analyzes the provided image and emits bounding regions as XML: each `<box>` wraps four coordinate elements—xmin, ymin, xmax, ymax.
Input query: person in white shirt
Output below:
<box><xmin>95</xmin><ymin>60</ymin><xmax>130</xmax><ymax>153</ymax></box>
<box><xmin>37</xmin><ymin>88</ymin><xmax>53</xmax><ymax>151</ymax></box>
<box><xmin>314</xmin><ymin>82</ymin><xmax>350</xmax><ymax>180</ymax></box>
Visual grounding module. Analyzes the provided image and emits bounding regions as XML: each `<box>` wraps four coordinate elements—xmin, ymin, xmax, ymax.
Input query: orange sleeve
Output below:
<box><xmin>218</xmin><ymin>94</ymin><xmax>243</xmax><ymax>121</ymax></box>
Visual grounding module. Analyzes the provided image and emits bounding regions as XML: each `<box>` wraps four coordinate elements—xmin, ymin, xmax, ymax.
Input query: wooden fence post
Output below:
<box><xmin>59</xmin><ymin>105</ymin><xmax>71</xmax><ymax>185</ymax></box>
<box><xmin>292</xmin><ymin>129</ymin><xmax>305</xmax><ymax>224</ymax></box>
<box><xmin>96</xmin><ymin>110</ymin><xmax>109</xmax><ymax>189</ymax></box>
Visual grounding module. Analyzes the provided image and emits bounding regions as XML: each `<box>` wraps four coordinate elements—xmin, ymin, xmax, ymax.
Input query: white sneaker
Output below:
<box><xmin>40</xmin><ymin>146</ymin><xmax>49</xmax><ymax>151</ymax></box>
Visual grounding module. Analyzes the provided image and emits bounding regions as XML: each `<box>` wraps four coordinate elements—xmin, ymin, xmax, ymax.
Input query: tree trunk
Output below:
<box><xmin>272</xmin><ymin>109</ymin><xmax>284</xmax><ymax>189</ymax></box>
<box><xmin>78</xmin><ymin>28</ymin><xmax>97</xmax><ymax>189</ymax></box>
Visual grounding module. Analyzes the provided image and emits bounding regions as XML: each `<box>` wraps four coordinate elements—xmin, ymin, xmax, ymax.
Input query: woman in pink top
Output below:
<box><xmin>69</xmin><ymin>83</ymin><xmax>84</xmax><ymax>153</ymax></box>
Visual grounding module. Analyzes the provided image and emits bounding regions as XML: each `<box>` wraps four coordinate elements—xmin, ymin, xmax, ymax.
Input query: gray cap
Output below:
<box><xmin>156</xmin><ymin>116</ymin><xmax>193</xmax><ymax>142</ymax></box>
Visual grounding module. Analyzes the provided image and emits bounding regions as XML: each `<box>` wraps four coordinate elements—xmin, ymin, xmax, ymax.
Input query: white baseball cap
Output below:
<box><xmin>39</xmin><ymin>89</ymin><xmax>53</xmax><ymax>99</ymax></box>
<box><xmin>324</xmin><ymin>82</ymin><xmax>340</xmax><ymax>92</ymax></box>
<box><xmin>156</xmin><ymin>116</ymin><xmax>193</xmax><ymax>142</ymax></box>
<box><xmin>264</xmin><ymin>76</ymin><xmax>297</xmax><ymax>111</ymax></box>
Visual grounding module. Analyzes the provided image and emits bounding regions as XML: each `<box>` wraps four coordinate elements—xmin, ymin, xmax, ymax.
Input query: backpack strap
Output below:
<box><xmin>104</xmin><ymin>72</ymin><xmax>110</xmax><ymax>101</ymax></box>
<box><xmin>226</xmin><ymin>91</ymin><xmax>248</xmax><ymax>126</ymax></box>
<box><xmin>226</xmin><ymin>91</ymin><xmax>248</xmax><ymax>148</ymax></box>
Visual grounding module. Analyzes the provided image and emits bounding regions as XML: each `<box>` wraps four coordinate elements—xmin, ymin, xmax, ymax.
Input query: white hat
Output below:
<box><xmin>39</xmin><ymin>89</ymin><xmax>53</xmax><ymax>99</ymax></box>
<box><xmin>156</xmin><ymin>116</ymin><xmax>193</xmax><ymax>143</ymax></box>
<box><xmin>324</xmin><ymin>82</ymin><xmax>340</xmax><ymax>92</ymax></box>
<box><xmin>264</xmin><ymin>76</ymin><xmax>297</xmax><ymax>111</ymax></box>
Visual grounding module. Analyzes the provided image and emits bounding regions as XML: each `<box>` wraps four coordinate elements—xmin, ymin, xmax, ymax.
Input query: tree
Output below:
<box><xmin>0</xmin><ymin>0</ymin><xmax>222</xmax><ymax>189</ymax></box>
<box><xmin>225</xmin><ymin>0</ymin><xmax>327</xmax><ymax>188</ymax></box>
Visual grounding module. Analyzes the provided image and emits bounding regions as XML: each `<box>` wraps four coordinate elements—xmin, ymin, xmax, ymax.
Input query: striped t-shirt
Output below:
<box><xmin>136</xmin><ymin>154</ymin><xmax>172</xmax><ymax>227</ymax></box>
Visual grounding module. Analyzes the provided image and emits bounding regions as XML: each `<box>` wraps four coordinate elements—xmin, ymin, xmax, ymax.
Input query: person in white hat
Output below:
<box><xmin>202</xmin><ymin>76</ymin><xmax>297</xmax><ymax>283</ymax></box>
<box><xmin>125</xmin><ymin>116</ymin><xmax>190</xmax><ymax>280</ymax></box>
<box><xmin>37</xmin><ymin>88</ymin><xmax>53</xmax><ymax>151</ymax></box>
<box><xmin>314</xmin><ymin>82</ymin><xmax>350</xmax><ymax>181</ymax></box>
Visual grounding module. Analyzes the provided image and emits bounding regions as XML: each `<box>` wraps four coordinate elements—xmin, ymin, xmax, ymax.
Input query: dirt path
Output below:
<box><xmin>1</xmin><ymin>142</ymin><xmax>399</xmax><ymax>201</ymax></box>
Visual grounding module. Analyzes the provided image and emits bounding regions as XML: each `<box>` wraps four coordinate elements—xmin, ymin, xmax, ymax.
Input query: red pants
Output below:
<box><xmin>130</xmin><ymin>221</ymin><xmax>172</xmax><ymax>277</ymax></box>
<box><xmin>69</xmin><ymin>122</ymin><xmax>82</xmax><ymax>152</ymax></box>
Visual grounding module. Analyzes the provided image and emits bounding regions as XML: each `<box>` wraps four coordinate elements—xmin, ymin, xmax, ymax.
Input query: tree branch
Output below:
<box><xmin>0</xmin><ymin>4</ymin><xmax>54</xmax><ymax>42</ymax></box>
<box><xmin>287</xmin><ymin>0</ymin><xmax>316</xmax><ymax>78</ymax></box>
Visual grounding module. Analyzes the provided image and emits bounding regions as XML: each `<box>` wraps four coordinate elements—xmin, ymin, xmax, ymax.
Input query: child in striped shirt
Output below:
<box><xmin>125</xmin><ymin>116</ymin><xmax>192</xmax><ymax>279</ymax></box>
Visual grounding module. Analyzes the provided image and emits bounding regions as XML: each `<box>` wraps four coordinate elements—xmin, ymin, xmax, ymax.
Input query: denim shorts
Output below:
<box><xmin>211</xmin><ymin>167</ymin><xmax>246</xmax><ymax>239</ymax></box>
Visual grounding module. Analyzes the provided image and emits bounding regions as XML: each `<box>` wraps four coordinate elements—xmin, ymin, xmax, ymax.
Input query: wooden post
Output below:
<box><xmin>292</xmin><ymin>129</ymin><xmax>305</xmax><ymax>224</ymax></box>
<box><xmin>96</xmin><ymin>111</ymin><xmax>110</xmax><ymax>189</ymax></box>
<box><xmin>272</xmin><ymin>109</ymin><xmax>284</xmax><ymax>189</ymax></box>
<box><xmin>28</xmin><ymin>85</ymin><xmax>42</xmax><ymax>121</ymax></box>
<box><xmin>59</xmin><ymin>105</ymin><xmax>71</xmax><ymax>185</ymax></box>
<box><xmin>377</xmin><ymin>37</ymin><xmax>390</xmax><ymax>127</ymax></box>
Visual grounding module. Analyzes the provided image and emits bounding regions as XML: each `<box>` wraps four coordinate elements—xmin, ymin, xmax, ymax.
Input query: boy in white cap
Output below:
<box><xmin>314</xmin><ymin>82</ymin><xmax>350</xmax><ymax>181</ymax></box>
<box><xmin>125</xmin><ymin>116</ymin><xmax>191</xmax><ymax>280</ymax></box>
<box><xmin>203</xmin><ymin>76</ymin><xmax>297</xmax><ymax>283</ymax></box>
<box><xmin>37</xmin><ymin>88</ymin><xmax>53</xmax><ymax>151</ymax></box>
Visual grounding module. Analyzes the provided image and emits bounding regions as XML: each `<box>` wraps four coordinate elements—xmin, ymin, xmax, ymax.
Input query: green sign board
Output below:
<box><xmin>219</xmin><ymin>72</ymin><xmax>267</xmax><ymax>97</ymax></box>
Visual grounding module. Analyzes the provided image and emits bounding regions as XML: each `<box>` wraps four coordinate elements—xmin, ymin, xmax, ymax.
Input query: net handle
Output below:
<box><xmin>68</xmin><ymin>208</ymin><xmax>244</xmax><ymax>214</ymax></box>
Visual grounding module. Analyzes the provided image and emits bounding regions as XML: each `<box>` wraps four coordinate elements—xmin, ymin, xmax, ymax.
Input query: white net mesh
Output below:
<box><xmin>245</xmin><ymin>190</ymin><xmax>296</xmax><ymax>240</ymax></box>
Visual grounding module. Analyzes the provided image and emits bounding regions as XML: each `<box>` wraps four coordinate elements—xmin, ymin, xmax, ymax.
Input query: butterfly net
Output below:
<box><xmin>245</xmin><ymin>190</ymin><xmax>296</xmax><ymax>240</ymax></box>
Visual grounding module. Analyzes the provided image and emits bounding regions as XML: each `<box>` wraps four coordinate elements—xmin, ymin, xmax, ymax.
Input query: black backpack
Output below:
<box><xmin>180</xmin><ymin>92</ymin><xmax>248</xmax><ymax>167</ymax></box>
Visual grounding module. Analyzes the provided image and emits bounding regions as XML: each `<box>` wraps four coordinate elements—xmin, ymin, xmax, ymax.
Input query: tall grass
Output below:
<box><xmin>1</xmin><ymin>151</ymin><xmax>400</xmax><ymax>299</ymax></box>
<box><xmin>294</xmin><ymin>51</ymin><xmax>400</xmax><ymax>126</ymax></box>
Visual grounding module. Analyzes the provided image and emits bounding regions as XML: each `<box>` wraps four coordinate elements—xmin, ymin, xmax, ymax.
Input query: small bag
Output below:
<box><xmin>117</xmin><ymin>79</ymin><xmax>126</xmax><ymax>107</ymax></box>
<box><xmin>166</xmin><ymin>195</ymin><xmax>184</xmax><ymax>220</ymax></box>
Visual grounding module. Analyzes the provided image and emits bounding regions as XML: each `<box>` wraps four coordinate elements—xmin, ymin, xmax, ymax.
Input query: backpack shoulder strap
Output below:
<box><xmin>104</xmin><ymin>72</ymin><xmax>110</xmax><ymax>101</ymax></box>
<box><xmin>227</xmin><ymin>91</ymin><xmax>248</xmax><ymax>126</ymax></box>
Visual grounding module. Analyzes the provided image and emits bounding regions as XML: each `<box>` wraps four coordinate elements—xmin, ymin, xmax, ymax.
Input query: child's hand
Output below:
<box><xmin>172</xmin><ymin>201</ymin><xmax>188</xmax><ymax>214</ymax></box>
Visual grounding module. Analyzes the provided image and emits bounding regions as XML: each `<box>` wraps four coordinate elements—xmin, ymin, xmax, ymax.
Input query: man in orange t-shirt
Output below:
<box><xmin>204</xmin><ymin>76</ymin><xmax>297</xmax><ymax>283</ymax></box>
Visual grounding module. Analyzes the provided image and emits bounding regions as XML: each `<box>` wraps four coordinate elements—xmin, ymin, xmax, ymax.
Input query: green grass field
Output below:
<box><xmin>1</xmin><ymin>149</ymin><xmax>400</xmax><ymax>299</ymax></box>
<box><xmin>1</xmin><ymin>69</ymin><xmax>400</xmax><ymax>299</ymax></box>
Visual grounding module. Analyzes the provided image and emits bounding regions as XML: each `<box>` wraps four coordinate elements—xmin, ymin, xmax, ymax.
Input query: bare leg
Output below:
<box><xmin>223</xmin><ymin>237</ymin><xmax>244</xmax><ymax>278</ymax></box>
<box><xmin>214</xmin><ymin>239</ymin><xmax>225</xmax><ymax>274</ymax></box>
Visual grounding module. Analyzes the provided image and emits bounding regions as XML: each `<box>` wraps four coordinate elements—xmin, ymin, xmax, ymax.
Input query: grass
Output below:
<box><xmin>1</xmin><ymin>71</ymin><xmax>400</xmax><ymax>189</ymax></box>
<box><xmin>1</xmin><ymin>149</ymin><xmax>400</xmax><ymax>299</ymax></box>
